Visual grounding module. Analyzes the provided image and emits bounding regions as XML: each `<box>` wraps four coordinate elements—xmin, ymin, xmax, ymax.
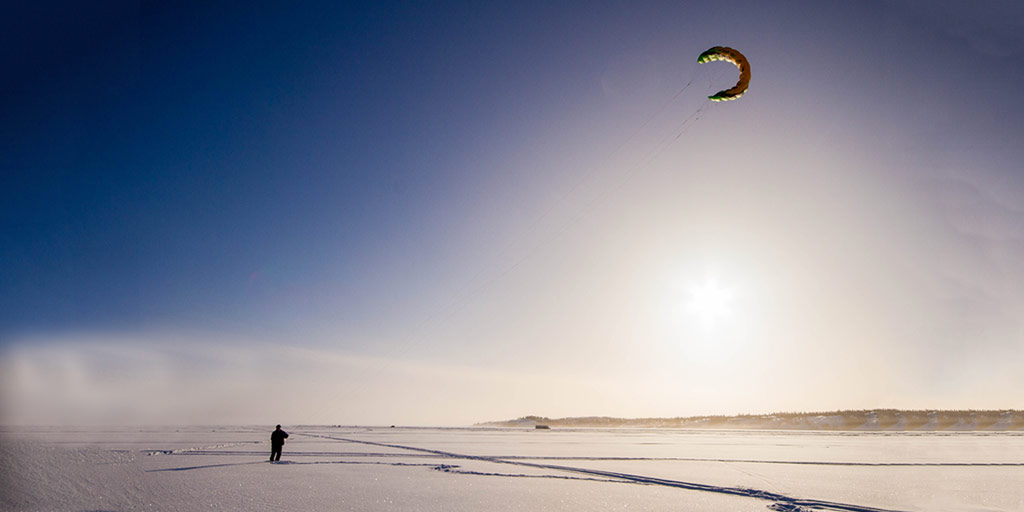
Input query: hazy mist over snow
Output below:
<box><xmin>2</xmin><ymin>327</ymin><xmax>1020</xmax><ymax>426</ymax></box>
<box><xmin>1</xmin><ymin>333</ymin><xmax>619</xmax><ymax>426</ymax></box>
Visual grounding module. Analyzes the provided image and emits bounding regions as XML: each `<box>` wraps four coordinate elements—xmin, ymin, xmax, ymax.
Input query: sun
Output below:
<box><xmin>684</xmin><ymin>277</ymin><xmax>735</xmax><ymax>329</ymax></box>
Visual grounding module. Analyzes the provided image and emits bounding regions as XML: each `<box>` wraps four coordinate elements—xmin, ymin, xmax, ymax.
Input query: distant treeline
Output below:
<box><xmin>477</xmin><ymin>410</ymin><xmax>1024</xmax><ymax>431</ymax></box>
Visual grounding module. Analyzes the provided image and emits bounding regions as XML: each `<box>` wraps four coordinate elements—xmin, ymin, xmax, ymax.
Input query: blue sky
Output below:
<box><xmin>2</xmin><ymin>1</ymin><xmax>1023</xmax><ymax>424</ymax></box>
<box><xmin>3</xmin><ymin>2</ymin><xmax>691</xmax><ymax>335</ymax></box>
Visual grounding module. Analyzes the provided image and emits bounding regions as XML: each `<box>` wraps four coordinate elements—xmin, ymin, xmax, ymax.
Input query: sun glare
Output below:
<box><xmin>685</xmin><ymin>277</ymin><xmax>735</xmax><ymax>329</ymax></box>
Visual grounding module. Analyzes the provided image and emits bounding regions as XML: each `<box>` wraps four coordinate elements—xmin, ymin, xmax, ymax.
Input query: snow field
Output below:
<box><xmin>1</xmin><ymin>426</ymin><xmax>1021</xmax><ymax>511</ymax></box>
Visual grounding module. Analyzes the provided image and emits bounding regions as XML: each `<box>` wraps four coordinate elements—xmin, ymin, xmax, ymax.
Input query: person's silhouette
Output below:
<box><xmin>270</xmin><ymin>424</ymin><xmax>288</xmax><ymax>462</ymax></box>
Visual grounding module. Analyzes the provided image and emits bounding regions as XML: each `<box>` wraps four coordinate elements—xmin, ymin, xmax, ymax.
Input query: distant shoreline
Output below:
<box><xmin>477</xmin><ymin>409</ymin><xmax>1024</xmax><ymax>431</ymax></box>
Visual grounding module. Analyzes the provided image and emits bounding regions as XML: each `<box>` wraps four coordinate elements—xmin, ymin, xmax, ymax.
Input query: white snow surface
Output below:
<box><xmin>1</xmin><ymin>426</ymin><xmax>1022</xmax><ymax>511</ymax></box>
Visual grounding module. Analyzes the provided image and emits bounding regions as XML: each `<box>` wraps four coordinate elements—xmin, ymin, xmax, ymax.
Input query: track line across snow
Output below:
<box><xmin>296</xmin><ymin>431</ymin><xmax>909</xmax><ymax>512</ymax></box>
<box><xmin>164</xmin><ymin>449</ymin><xmax>1024</xmax><ymax>467</ymax></box>
<box><xmin>147</xmin><ymin>460</ymin><xmax>441</xmax><ymax>472</ymax></box>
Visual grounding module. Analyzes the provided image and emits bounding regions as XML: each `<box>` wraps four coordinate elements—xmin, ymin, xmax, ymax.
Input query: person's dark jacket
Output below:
<box><xmin>271</xmin><ymin>429</ymin><xmax>288</xmax><ymax>447</ymax></box>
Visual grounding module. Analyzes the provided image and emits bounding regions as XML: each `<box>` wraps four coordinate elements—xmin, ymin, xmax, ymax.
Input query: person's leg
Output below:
<box><xmin>274</xmin><ymin>447</ymin><xmax>281</xmax><ymax>461</ymax></box>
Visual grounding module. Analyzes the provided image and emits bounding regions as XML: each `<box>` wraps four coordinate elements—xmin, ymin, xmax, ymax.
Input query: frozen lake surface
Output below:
<box><xmin>2</xmin><ymin>426</ymin><xmax>1021</xmax><ymax>511</ymax></box>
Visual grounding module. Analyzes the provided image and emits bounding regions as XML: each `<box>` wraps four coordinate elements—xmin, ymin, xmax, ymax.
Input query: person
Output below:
<box><xmin>270</xmin><ymin>424</ymin><xmax>288</xmax><ymax>462</ymax></box>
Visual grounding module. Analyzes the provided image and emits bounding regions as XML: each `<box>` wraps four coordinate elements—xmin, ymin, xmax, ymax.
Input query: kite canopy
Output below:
<box><xmin>697</xmin><ymin>46</ymin><xmax>750</xmax><ymax>101</ymax></box>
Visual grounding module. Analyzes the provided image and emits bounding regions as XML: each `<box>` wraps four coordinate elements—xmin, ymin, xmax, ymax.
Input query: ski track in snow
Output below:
<box><xmin>293</xmin><ymin>431</ymin><xmax>911</xmax><ymax>512</ymax></box>
<box><xmin>160</xmin><ymin>449</ymin><xmax>1024</xmax><ymax>467</ymax></box>
<box><xmin>147</xmin><ymin>460</ymin><xmax>442</xmax><ymax>473</ymax></box>
<box><xmin>430</xmin><ymin>463</ymin><xmax>635</xmax><ymax>484</ymax></box>
<box><xmin>144</xmin><ymin>441</ymin><xmax>261</xmax><ymax>456</ymax></box>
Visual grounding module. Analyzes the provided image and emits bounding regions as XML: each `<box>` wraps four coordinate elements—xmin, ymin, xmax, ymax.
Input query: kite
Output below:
<box><xmin>697</xmin><ymin>47</ymin><xmax>750</xmax><ymax>101</ymax></box>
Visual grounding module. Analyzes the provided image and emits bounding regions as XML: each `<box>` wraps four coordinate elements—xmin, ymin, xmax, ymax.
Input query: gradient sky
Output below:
<box><xmin>2</xmin><ymin>1</ymin><xmax>1023</xmax><ymax>425</ymax></box>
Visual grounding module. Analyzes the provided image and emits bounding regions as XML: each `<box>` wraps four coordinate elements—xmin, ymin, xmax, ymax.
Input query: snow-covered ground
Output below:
<box><xmin>1</xmin><ymin>426</ymin><xmax>1021</xmax><ymax>511</ymax></box>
